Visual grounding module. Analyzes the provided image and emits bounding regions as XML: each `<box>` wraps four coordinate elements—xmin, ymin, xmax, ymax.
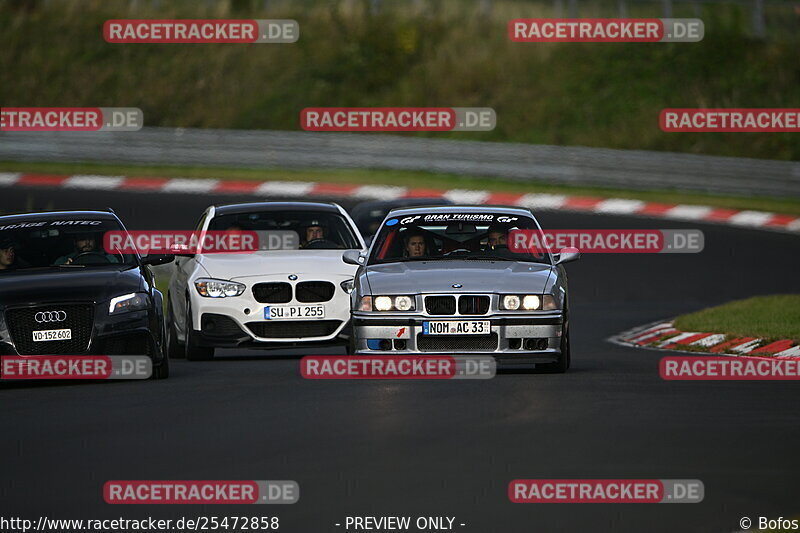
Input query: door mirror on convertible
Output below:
<box><xmin>342</xmin><ymin>249</ymin><xmax>366</xmax><ymax>266</ymax></box>
<box><xmin>555</xmin><ymin>247</ymin><xmax>580</xmax><ymax>265</ymax></box>
<box><xmin>141</xmin><ymin>254</ymin><xmax>175</xmax><ymax>266</ymax></box>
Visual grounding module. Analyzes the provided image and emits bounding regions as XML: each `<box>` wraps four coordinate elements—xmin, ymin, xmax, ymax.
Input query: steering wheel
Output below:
<box><xmin>304</xmin><ymin>238</ymin><xmax>341</xmax><ymax>249</ymax></box>
<box><xmin>443</xmin><ymin>248</ymin><xmax>471</xmax><ymax>257</ymax></box>
<box><xmin>70</xmin><ymin>251</ymin><xmax>113</xmax><ymax>265</ymax></box>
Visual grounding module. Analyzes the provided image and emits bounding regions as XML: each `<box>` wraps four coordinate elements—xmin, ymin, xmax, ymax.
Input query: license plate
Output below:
<box><xmin>32</xmin><ymin>329</ymin><xmax>72</xmax><ymax>342</ymax></box>
<box><xmin>423</xmin><ymin>321</ymin><xmax>491</xmax><ymax>335</ymax></box>
<box><xmin>264</xmin><ymin>305</ymin><xmax>325</xmax><ymax>320</ymax></box>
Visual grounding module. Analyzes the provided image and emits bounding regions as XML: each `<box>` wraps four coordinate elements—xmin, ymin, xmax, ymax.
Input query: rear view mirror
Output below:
<box><xmin>555</xmin><ymin>247</ymin><xmax>580</xmax><ymax>265</ymax></box>
<box><xmin>141</xmin><ymin>254</ymin><xmax>175</xmax><ymax>266</ymax></box>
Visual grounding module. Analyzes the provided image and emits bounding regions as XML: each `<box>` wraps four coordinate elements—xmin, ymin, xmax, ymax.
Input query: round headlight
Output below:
<box><xmin>522</xmin><ymin>295</ymin><xmax>541</xmax><ymax>310</ymax></box>
<box><xmin>374</xmin><ymin>296</ymin><xmax>393</xmax><ymax>311</ymax></box>
<box><xmin>503</xmin><ymin>295</ymin><xmax>521</xmax><ymax>310</ymax></box>
<box><xmin>394</xmin><ymin>296</ymin><xmax>413</xmax><ymax>311</ymax></box>
<box><xmin>223</xmin><ymin>284</ymin><xmax>240</xmax><ymax>297</ymax></box>
<box><xmin>206</xmin><ymin>282</ymin><xmax>223</xmax><ymax>298</ymax></box>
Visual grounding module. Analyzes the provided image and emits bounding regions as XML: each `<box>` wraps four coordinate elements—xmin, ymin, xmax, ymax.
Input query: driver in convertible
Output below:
<box><xmin>54</xmin><ymin>232</ymin><xmax>120</xmax><ymax>265</ymax></box>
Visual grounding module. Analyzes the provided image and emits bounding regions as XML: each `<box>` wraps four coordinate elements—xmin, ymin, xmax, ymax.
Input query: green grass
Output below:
<box><xmin>1</xmin><ymin>0</ymin><xmax>799</xmax><ymax>160</ymax></box>
<box><xmin>674</xmin><ymin>295</ymin><xmax>800</xmax><ymax>341</ymax></box>
<box><xmin>3</xmin><ymin>160</ymin><xmax>800</xmax><ymax>217</ymax></box>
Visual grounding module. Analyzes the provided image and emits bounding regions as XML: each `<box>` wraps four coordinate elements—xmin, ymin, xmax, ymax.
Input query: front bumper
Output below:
<box><xmin>188</xmin><ymin>282</ymin><xmax>353</xmax><ymax>347</ymax></box>
<box><xmin>0</xmin><ymin>306</ymin><xmax>163</xmax><ymax>360</ymax></box>
<box><xmin>352</xmin><ymin>312</ymin><xmax>564</xmax><ymax>363</ymax></box>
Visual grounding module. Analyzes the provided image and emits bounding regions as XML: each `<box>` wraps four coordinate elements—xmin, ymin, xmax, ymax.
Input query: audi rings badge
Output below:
<box><xmin>34</xmin><ymin>311</ymin><xmax>67</xmax><ymax>323</ymax></box>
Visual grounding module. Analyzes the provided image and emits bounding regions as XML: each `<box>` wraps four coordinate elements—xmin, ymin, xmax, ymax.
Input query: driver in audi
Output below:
<box><xmin>54</xmin><ymin>232</ymin><xmax>120</xmax><ymax>265</ymax></box>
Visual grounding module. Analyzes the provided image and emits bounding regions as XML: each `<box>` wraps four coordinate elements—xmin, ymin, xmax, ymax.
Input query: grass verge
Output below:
<box><xmin>3</xmin><ymin>160</ymin><xmax>800</xmax><ymax>217</ymax></box>
<box><xmin>674</xmin><ymin>295</ymin><xmax>800</xmax><ymax>342</ymax></box>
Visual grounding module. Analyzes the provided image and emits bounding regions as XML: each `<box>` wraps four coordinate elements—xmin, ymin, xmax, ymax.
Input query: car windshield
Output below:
<box><xmin>0</xmin><ymin>217</ymin><xmax>137</xmax><ymax>272</ymax></box>
<box><xmin>369</xmin><ymin>212</ymin><xmax>551</xmax><ymax>265</ymax></box>
<box><xmin>208</xmin><ymin>210</ymin><xmax>360</xmax><ymax>250</ymax></box>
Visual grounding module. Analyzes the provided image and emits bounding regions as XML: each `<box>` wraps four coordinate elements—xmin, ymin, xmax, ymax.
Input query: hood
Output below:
<box><xmin>0</xmin><ymin>266</ymin><xmax>144</xmax><ymax>306</ymax></box>
<box><xmin>364</xmin><ymin>260</ymin><xmax>553</xmax><ymax>294</ymax></box>
<box><xmin>198</xmin><ymin>250</ymin><xmax>358</xmax><ymax>281</ymax></box>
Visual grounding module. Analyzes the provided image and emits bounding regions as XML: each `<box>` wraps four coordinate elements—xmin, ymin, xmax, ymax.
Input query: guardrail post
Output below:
<box><xmin>661</xmin><ymin>0</ymin><xmax>672</xmax><ymax>17</ymax></box>
<box><xmin>753</xmin><ymin>0</ymin><xmax>766</xmax><ymax>39</ymax></box>
<box><xmin>618</xmin><ymin>0</ymin><xmax>627</xmax><ymax>17</ymax></box>
<box><xmin>553</xmin><ymin>0</ymin><xmax>563</xmax><ymax>17</ymax></box>
<box><xmin>568</xmin><ymin>0</ymin><xmax>578</xmax><ymax>18</ymax></box>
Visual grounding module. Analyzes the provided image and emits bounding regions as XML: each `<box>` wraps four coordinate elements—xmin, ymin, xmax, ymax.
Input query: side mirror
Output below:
<box><xmin>555</xmin><ymin>247</ymin><xmax>580</xmax><ymax>265</ymax></box>
<box><xmin>342</xmin><ymin>249</ymin><xmax>365</xmax><ymax>266</ymax></box>
<box><xmin>142</xmin><ymin>254</ymin><xmax>175</xmax><ymax>266</ymax></box>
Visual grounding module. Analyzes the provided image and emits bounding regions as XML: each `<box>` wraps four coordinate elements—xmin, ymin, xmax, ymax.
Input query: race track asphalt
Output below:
<box><xmin>1</xmin><ymin>185</ymin><xmax>799</xmax><ymax>533</ymax></box>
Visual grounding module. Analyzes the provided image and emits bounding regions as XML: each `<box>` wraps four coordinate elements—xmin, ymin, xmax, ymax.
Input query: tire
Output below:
<box><xmin>537</xmin><ymin>322</ymin><xmax>570</xmax><ymax>374</ymax></box>
<box><xmin>166</xmin><ymin>298</ymin><xmax>184</xmax><ymax>359</ymax></box>
<box><xmin>185</xmin><ymin>302</ymin><xmax>214</xmax><ymax>361</ymax></box>
<box><xmin>151</xmin><ymin>357</ymin><xmax>170</xmax><ymax>379</ymax></box>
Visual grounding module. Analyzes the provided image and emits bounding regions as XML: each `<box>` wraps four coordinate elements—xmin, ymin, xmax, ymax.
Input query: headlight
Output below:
<box><xmin>340</xmin><ymin>279</ymin><xmax>355</xmax><ymax>294</ymax></box>
<box><xmin>109</xmin><ymin>292</ymin><xmax>150</xmax><ymax>314</ymax></box>
<box><xmin>359</xmin><ymin>295</ymin><xmax>416</xmax><ymax>311</ymax></box>
<box><xmin>501</xmin><ymin>294</ymin><xmax>552</xmax><ymax>311</ymax></box>
<box><xmin>522</xmin><ymin>295</ymin><xmax>540</xmax><ymax>310</ymax></box>
<box><xmin>502</xmin><ymin>295</ymin><xmax>521</xmax><ymax>310</ymax></box>
<box><xmin>394</xmin><ymin>295</ymin><xmax>414</xmax><ymax>311</ymax></box>
<box><xmin>194</xmin><ymin>278</ymin><xmax>246</xmax><ymax>298</ymax></box>
<box><xmin>374</xmin><ymin>296</ymin><xmax>393</xmax><ymax>311</ymax></box>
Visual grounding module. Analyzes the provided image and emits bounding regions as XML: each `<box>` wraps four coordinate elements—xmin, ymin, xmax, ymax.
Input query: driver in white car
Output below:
<box><xmin>301</xmin><ymin>220</ymin><xmax>327</xmax><ymax>248</ymax></box>
<box><xmin>54</xmin><ymin>232</ymin><xmax>120</xmax><ymax>265</ymax></box>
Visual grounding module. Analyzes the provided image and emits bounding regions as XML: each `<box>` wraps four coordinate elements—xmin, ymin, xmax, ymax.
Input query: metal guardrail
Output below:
<box><xmin>1</xmin><ymin>127</ymin><xmax>798</xmax><ymax>197</ymax></box>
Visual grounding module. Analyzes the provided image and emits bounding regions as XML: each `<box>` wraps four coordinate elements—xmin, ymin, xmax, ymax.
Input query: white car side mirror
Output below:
<box><xmin>342</xmin><ymin>250</ymin><xmax>365</xmax><ymax>265</ymax></box>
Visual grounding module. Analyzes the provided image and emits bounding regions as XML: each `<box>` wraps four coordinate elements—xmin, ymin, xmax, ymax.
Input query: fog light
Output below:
<box><xmin>524</xmin><ymin>338</ymin><xmax>536</xmax><ymax>350</ymax></box>
<box><xmin>537</xmin><ymin>338</ymin><xmax>549</xmax><ymax>350</ymax></box>
<box><xmin>394</xmin><ymin>339</ymin><xmax>407</xmax><ymax>350</ymax></box>
<box><xmin>378</xmin><ymin>339</ymin><xmax>392</xmax><ymax>351</ymax></box>
<box><xmin>509</xmin><ymin>338</ymin><xmax>521</xmax><ymax>349</ymax></box>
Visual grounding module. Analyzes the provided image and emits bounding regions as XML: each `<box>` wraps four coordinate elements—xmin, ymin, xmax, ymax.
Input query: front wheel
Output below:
<box><xmin>166</xmin><ymin>298</ymin><xmax>184</xmax><ymax>359</ymax></box>
<box><xmin>151</xmin><ymin>357</ymin><xmax>170</xmax><ymax>379</ymax></box>
<box><xmin>185</xmin><ymin>302</ymin><xmax>214</xmax><ymax>361</ymax></box>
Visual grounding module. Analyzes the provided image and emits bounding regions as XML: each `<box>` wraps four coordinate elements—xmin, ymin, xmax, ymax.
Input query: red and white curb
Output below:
<box><xmin>2</xmin><ymin>172</ymin><xmax>799</xmax><ymax>234</ymax></box>
<box><xmin>611</xmin><ymin>320</ymin><xmax>800</xmax><ymax>358</ymax></box>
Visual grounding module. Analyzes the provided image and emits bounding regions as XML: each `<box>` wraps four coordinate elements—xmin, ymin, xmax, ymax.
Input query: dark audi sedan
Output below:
<box><xmin>0</xmin><ymin>210</ymin><xmax>173</xmax><ymax>379</ymax></box>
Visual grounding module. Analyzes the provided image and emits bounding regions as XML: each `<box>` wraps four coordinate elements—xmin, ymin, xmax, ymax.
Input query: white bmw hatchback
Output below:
<box><xmin>166</xmin><ymin>202</ymin><xmax>365</xmax><ymax>360</ymax></box>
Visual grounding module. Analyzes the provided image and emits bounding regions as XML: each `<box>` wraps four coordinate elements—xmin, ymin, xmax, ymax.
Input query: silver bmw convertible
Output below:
<box><xmin>343</xmin><ymin>206</ymin><xmax>579</xmax><ymax>372</ymax></box>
